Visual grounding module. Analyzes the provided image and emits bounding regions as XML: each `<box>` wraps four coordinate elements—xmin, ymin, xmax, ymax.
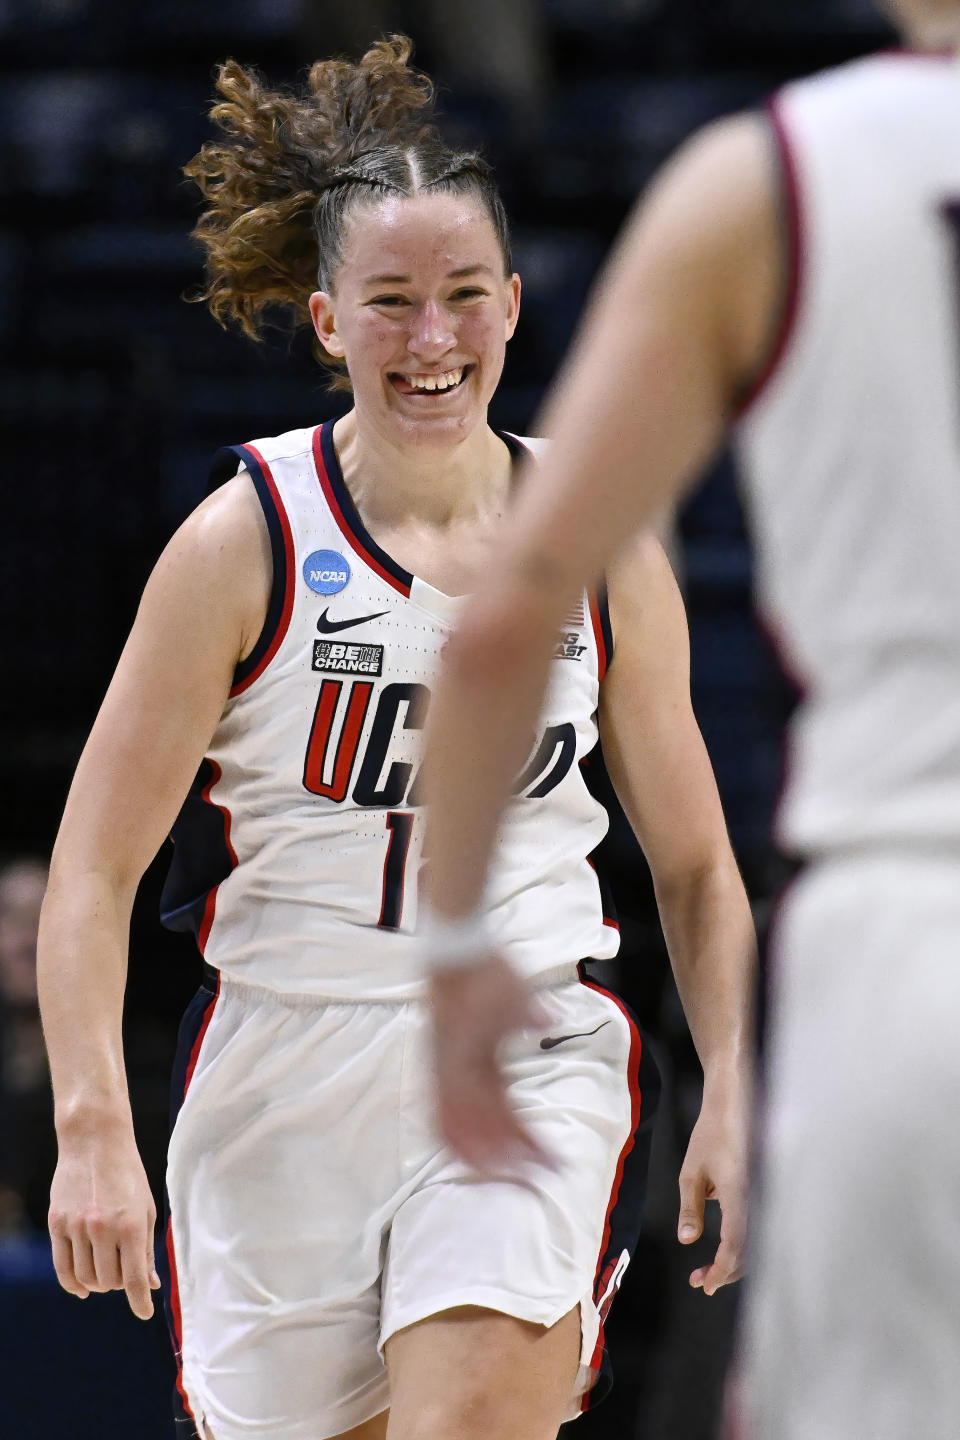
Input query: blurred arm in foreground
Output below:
<box><xmin>424</xmin><ymin>115</ymin><xmax>779</xmax><ymax>1190</ymax></box>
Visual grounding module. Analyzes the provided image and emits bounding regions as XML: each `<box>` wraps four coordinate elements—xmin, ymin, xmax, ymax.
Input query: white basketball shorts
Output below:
<box><xmin>162</xmin><ymin>962</ymin><xmax>659</xmax><ymax>1440</ymax></box>
<box><xmin>740</xmin><ymin>850</ymin><xmax>960</xmax><ymax>1440</ymax></box>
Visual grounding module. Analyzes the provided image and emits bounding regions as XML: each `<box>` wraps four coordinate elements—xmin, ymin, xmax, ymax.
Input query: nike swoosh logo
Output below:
<box><xmin>540</xmin><ymin>1021</ymin><xmax>611</xmax><ymax>1050</ymax></box>
<box><xmin>316</xmin><ymin>608</ymin><xmax>390</xmax><ymax>634</ymax></box>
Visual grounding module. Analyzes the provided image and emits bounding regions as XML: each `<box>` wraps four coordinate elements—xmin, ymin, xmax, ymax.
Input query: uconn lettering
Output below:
<box><xmin>302</xmin><ymin>680</ymin><xmax>576</xmax><ymax>805</ymax></box>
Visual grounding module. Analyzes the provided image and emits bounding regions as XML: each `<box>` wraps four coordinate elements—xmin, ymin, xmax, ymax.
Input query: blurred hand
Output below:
<box><xmin>677</xmin><ymin>1078</ymin><xmax>751</xmax><ymax>1296</ymax></box>
<box><xmin>429</xmin><ymin>952</ymin><xmax>554</xmax><ymax>1173</ymax></box>
<box><xmin>48</xmin><ymin>1125</ymin><xmax>161</xmax><ymax>1320</ymax></box>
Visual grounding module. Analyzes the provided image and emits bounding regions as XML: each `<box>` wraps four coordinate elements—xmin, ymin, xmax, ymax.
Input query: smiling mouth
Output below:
<box><xmin>389</xmin><ymin>365</ymin><xmax>472</xmax><ymax>397</ymax></box>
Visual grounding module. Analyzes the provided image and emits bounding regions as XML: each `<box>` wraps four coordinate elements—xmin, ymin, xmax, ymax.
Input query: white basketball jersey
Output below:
<box><xmin>736</xmin><ymin>52</ymin><xmax>960</xmax><ymax>855</ymax></box>
<box><xmin>161</xmin><ymin>422</ymin><xmax>619</xmax><ymax>999</ymax></box>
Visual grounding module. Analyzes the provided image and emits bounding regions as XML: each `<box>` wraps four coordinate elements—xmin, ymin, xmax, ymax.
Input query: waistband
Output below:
<box><xmin>196</xmin><ymin>959</ymin><xmax>583</xmax><ymax>1004</ymax></box>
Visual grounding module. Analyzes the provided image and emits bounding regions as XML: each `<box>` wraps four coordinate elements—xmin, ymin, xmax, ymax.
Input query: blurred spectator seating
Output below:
<box><xmin>0</xmin><ymin>858</ymin><xmax>52</xmax><ymax>1238</ymax></box>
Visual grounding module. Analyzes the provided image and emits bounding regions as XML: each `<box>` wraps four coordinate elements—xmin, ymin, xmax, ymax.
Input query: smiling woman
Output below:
<box><xmin>184</xmin><ymin>39</ymin><xmax>514</xmax><ymax>388</ymax></box>
<box><xmin>307</xmin><ymin>190</ymin><xmax>519</xmax><ymax>461</ymax></box>
<box><xmin>36</xmin><ymin>29</ymin><xmax>752</xmax><ymax>1440</ymax></box>
<box><xmin>185</xmin><ymin>36</ymin><xmax>522</xmax><ymax>556</ymax></box>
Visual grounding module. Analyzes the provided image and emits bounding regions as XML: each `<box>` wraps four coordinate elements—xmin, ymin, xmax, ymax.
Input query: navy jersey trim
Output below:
<box><xmin>160</xmin><ymin>759</ymin><xmax>237</xmax><ymax>951</ymax></box>
<box><xmin>586</xmin><ymin>849</ymin><xmax>620</xmax><ymax>932</ymax></box>
<box><xmin>211</xmin><ymin>442</ymin><xmax>296</xmax><ymax>696</ymax></box>
<box><xmin>313</xmin><ymin>421</ymin><xmax>414</xmax><ymax>597</ymax></box>
<box><xmin>577</xmin><ymin>964</ymin><xmax>660</xmax><ymax>1411</ymax></box>
<box><xmin>311</xmin><ymin>423</ymin><xmax>538</xmax><ymax>600</ymax></box>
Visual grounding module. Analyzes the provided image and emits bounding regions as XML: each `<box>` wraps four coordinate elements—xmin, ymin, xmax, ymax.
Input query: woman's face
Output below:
<box><xmin>310</xmin><ymin>192</ymin><xmax>521</xmax><ymax>451</ymax></box>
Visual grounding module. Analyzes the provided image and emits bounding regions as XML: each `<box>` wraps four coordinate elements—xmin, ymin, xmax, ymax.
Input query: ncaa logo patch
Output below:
<box><xmin>303</xmin><ymin>550</ymin><xmax>351</xmax><ymax>596</ymax></box>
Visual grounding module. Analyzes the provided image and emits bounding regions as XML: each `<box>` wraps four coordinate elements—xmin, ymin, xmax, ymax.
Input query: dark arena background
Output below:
<box><xmin>0</xmin><ymin>2</ymin><xmax>895</xmax><ymax>1437</ymax></box>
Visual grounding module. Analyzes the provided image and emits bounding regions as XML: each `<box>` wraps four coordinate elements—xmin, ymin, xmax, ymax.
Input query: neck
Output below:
<box><xmin>333</xmin><ymin>411</ymin><xmax>513</xmax><ymax>529</ymax></box>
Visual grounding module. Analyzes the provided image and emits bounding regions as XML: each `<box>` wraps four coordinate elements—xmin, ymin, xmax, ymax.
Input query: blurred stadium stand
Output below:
<box><xmin>0</xmin><ymin>1</ymin><xmax>894</xmax><ymax>1436</ymax></box>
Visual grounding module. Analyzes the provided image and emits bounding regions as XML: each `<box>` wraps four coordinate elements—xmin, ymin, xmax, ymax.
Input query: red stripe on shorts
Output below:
<box><xmin>167</xmin><ymin>977</ymin><xmax>221</xmax><ymax>1423</ymax></box>
<box><xmin>577</xmin><ymin>972</ymin><xmax>644</xmax><ymax>1400</ymax></box>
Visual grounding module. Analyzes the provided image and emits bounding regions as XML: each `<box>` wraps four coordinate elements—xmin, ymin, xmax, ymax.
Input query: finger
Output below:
<box><xmin>120</xmin><ymin>1233</ymin><xmax>156</xmax><ymax>1320</ymax></box>
<box><xmin>701</xmin><ymin>1231</ymin><xmax>746</xmax><ymax>1297</ymax></box>
<box><xmin>91</xmin><ymin>1236</ymin><xmax>124</xmax><ymax>1292</ymax></box>
<box><xmin>50</xmin><ymin>1231</ymin><xmax>89</xmax><ymax>1299</ymax></box>
<box><xmin>704</xmin><ymin>1187</ymin><xmax>748</xmax><ymax>1295</ymax></box>
<box><xmin>677</xmin><ymin>1169</ymin><xmax>707</xmax><ymax>1243</ymax></box>
<box><xmin>440</xmin><ymin>1095</ymin><xmax>521</xmax><ymax>1170</ymax></box>
<box><xmin>440</xmin><ymin>1079</ymin><xmax>555</xmax><ymax>1173</ymax></box>
<box><xmin>70</xmin><ymin>1234</ymin><xmax>102</xmax><ymax>1292</ymax></box>
<box><xmin>479</xmin><ymin>1106</ymin><xmax>556</xmax><ymax>1174</ymax></box>
<box><xmin>696</xmin><ymin>1263</ymin><xmax>741</xmax><ymax>1297</ymax></box>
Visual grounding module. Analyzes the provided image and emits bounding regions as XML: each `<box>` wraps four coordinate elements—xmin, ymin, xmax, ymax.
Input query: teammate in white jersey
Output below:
<box><xmin>36</xmin><ymin>37</ymin><xmax>754</xmax><ymax>1440</ymax></box>
<box><xmin>423</xmin><ymin>4</ymin><xmax>960</xmax><ymax>1438</ymax></box>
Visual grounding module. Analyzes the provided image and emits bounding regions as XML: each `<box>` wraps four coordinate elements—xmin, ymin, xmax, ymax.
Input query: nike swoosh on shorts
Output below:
<box><xmin>316</xmin><ymin>608</ymin><xmax>390</xmax><ymax>634</ymax></box>
<box><xmin>539</xmin><ymin>1021</ymin><xmax>611</xmax><ymax>1050</ymax></box>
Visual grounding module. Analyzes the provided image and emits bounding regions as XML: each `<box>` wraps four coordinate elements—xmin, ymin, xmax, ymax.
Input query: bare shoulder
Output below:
<box><xmin>644</xmin><ymin>111</ymin><xmax>775</xmax><ymax>239</ymax></box>
<box><xmin>166</xmin><ymin>471</ymin><xmax>268</xmax><ymax>571</ymax></box>
<box><xmin>601</xmin><ymin>531</ymin><xmax>692</xmax><ymax>692</ymax></box>
<box><xmin>600</xmin><ymin>533</ymin><xmax>692</xmax><ymax>736</ymax></box>
<box><xmin>144</xmin><ymin>471</ymin><xmax>271</xmax><ymax>661</ymax></box>
<box><xmin>619</xmin><ymin>110</ymin><xmax>782</xmax><ymax>398</ymax></box>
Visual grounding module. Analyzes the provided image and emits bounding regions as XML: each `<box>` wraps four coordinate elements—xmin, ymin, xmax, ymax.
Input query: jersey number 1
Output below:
<box><xmin>379</xmin><ymin>811</ymin><xmax>414</xmax><ymax>930</ymax></box>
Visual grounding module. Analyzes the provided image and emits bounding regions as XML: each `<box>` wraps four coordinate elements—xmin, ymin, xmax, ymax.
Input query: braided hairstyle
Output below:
<box><xmin>184</xmin><ymin>35</ymin><xmax>512</xmax><ymax>387</ymax></box>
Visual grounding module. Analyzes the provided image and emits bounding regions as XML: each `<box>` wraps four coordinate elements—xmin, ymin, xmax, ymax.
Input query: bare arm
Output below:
<box><xmin>600</xmin><ymin>534</ymin><xmax>755</xmax><ymax>1293</ymax></box>
<box><xmin>424</xmin><ymin>114</ymin><xmax>778</xmax><ymax>1164</ymax></box>
<box><xmin>39</xmin><ymin>475</ymin><xmax>269</xmax><ymax>1317</ymax></box>
<box><xmin>425</xmin><ymin>114</ymin><xmax>779</xmax><ymax>921</ymax></box>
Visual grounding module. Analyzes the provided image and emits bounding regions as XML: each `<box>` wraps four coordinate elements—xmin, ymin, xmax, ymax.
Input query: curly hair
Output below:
<box><xmin>184</xmin><ymin>35</ymin><xmax>512</xmax><ymax>387</ymax></box>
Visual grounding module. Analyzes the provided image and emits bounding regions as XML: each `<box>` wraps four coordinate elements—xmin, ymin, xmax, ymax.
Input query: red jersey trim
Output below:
<box><xmin>588</xmin><ymin>589</ymin><xmax>613</xmax><ymax>682</ymax></box>
<box><xmin>165</xmin><ymin>977</ymin><xmax>221</xmax><ymax>1423</ymax></box>
<box><xmin>577</xmin><ymin>971</ymin><xmax>644</xmax><ymax>1400</ymax></box>
<box><xmin>735</xmin><ymin>96</ymin><xmax>804</xmax><ymax>420</ymax></box>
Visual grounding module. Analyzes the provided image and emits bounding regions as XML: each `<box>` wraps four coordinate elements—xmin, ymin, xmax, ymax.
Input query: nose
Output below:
<box><xmin>406</xmin><ymin>298</ymin><xmax>456</xmax><ymax>361</ymax></box>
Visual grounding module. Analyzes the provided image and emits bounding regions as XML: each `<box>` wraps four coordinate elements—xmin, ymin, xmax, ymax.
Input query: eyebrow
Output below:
<box><xmin>362</xmin><ymin>264</ymin><xmax>498</xmax><ymax>286</ymax></box>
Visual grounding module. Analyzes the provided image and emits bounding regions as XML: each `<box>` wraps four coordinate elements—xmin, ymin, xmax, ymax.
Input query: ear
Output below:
<box><xmin>309</xmin><ymin>291</ymin><xmax>345</xmax><ymax>358</ymax></box>
<box><xmin>504</xmin><ymin>273</ymin><xmax>521</xmax><ymax>343</ymax></box>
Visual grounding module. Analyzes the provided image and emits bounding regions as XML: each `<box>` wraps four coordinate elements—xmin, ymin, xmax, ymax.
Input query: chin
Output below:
<box><xmin>397</xmin><ymin>410</ymin><xmax>482</xmax><ymax>446</ymax></box>
<box><xmin>385</xmin><ymin>392</ymin><xmax>488</xmax><ymax>443</ymax></box>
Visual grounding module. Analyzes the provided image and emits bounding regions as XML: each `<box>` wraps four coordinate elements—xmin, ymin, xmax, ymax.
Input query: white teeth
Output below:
<box><xmin>404</xmin><ymin>367</ymin><xmax>464</xmax><ymax>392</ymax></box>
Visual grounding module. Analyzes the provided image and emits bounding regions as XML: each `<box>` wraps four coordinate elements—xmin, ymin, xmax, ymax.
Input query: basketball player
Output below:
<box><xmin>422</xmin><ymin>4</ymin><xmax>960</xmax><ymax>1437</ymax></box>
<box><xmin>35</xmin><ymin>38</ymin><xmax>754</xmax><ymax>1440</ymax></box>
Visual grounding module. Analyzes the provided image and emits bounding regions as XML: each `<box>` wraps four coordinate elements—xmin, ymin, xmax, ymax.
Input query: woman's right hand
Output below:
<box><xmin>48</xmin><ymin>1123</ymin><xmax>161</xmax><ymax>1320</ymax></box>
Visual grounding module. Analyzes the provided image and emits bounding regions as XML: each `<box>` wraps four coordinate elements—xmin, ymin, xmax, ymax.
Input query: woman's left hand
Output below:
<box><xmin>676</xmin><ymin>1079</ymin><xmax>751</xmax><ymax>1296</ymax></box>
